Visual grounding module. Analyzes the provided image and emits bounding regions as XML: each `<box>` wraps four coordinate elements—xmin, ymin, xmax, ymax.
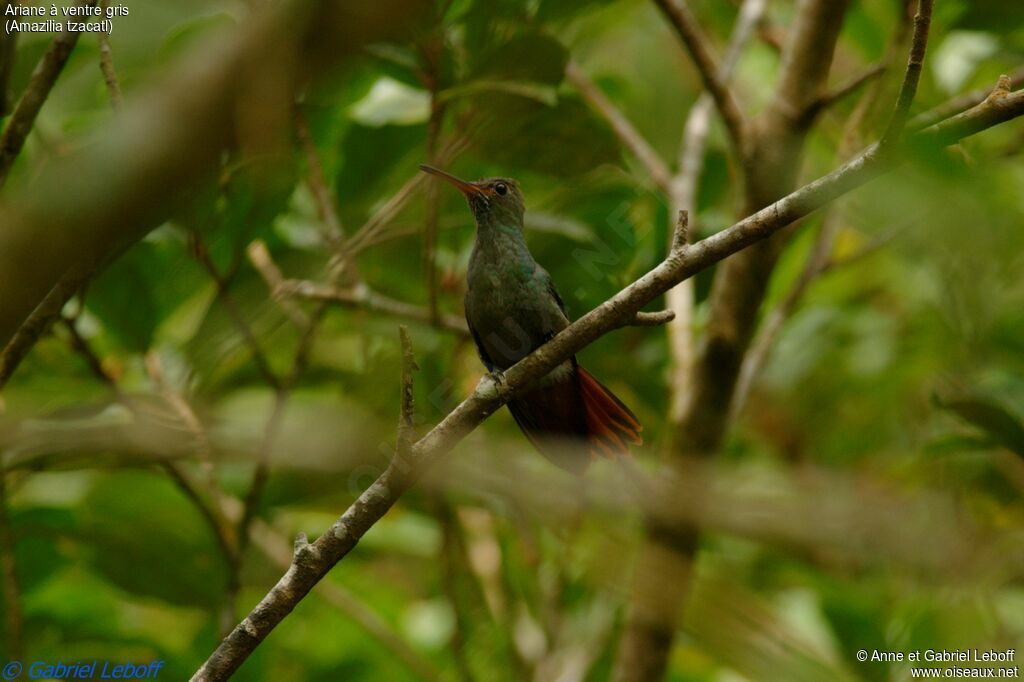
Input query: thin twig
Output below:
<box><xmin>812</xmin><ymin>62</ymin><xmax>887</xmax><ymax>114</ymax></box>
<box><xmin>397</xmin><ymin>325</ymin><xmax>418</xmax><ymax>456</ymax></box>
<box><xmin>280</xmin><ymin>279</ymin><xmax>470</xmax><ymax>335</ymax></box>
<box><xmin>880</xmin><ymin>0</ymin><xmax>934</xmax><ymax>146</ymax></box>
<box><xmin>97</xmin><ymin>0</ymin><xmax>123</xmax><ymax>111</ymax></box>
<box><xmin>162</xmin><ymin>461</ymin><xmax>238</xmax><ymax>572</ymax></box>
<box><xmin>295</xmin><ymin>107</ymin><xmax>357</xmax><ymax>282</ymax></box>
<box><xmin>247</xmin><ymin>241</ymin><xmax>311</xmax><ymax>330</ymax></box>
<box><xmin>631</xmin><ymin>310</ymin><xmax>676</xmax><ymax>327</ymax></box>
<box><xmin>0</xmin><ymin>0</ymin><xmax>101</xmax><ymax>185</ymax></box>
<box><xmin>0</xmin><ymin>264</ymin><xmax>95</xmax><ymax>389</ymax></box>
<box><xmin>145</xmin><ymin>353</ymin><xmax>218</xmax><ymax>487</ymax></box>
<box><xmin>192</xmin><ymin>239</ymin><xmax>282</xmax><ymax>391</ymax></box>
<box><xmin>652</xmin><ymin>0</ymin><xmax>747</xmax><ymax>151</ymax></box>
<box><xmin>910</xmin><ymin>65</ymin><xmax>1024</xmax><ymax>131</ymax></box>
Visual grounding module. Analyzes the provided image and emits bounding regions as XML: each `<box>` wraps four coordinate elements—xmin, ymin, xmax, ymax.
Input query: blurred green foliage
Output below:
<box><xmin>1</xmin><ymin>0</ymin><xmax>1023</xmax><ymax>680</ymax></box>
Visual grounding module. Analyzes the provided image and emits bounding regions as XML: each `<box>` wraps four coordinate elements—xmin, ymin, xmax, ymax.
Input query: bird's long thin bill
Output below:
<box><xmin>418</xmin><ymin>164</ymin><xmax>482</xmax><ymax>196</ymax></box>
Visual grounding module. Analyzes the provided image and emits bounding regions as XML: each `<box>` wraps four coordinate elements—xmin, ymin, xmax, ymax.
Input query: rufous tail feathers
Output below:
<box><xmin>578</xmin><ymin>367</ymin><xmax>642</xmax><ymax>460</ymax></box>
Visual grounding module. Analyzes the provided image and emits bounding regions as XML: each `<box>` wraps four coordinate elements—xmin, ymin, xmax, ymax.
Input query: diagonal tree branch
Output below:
<box><xmin>192</xmin><ymin>82</ymin><xmax>1024</xmax><ymax>681</ymax></box>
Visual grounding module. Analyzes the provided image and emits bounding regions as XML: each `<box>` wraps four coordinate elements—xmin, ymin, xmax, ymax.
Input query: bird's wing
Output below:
<box><xmin>536</xmin><ymin>265</ymin><xmax>568</xmax><ymax>320</ymax></box>
<box><xmin>466</xmin><ymin>315</ymin><xmax>497</xmax><ymax>371</ymax></box>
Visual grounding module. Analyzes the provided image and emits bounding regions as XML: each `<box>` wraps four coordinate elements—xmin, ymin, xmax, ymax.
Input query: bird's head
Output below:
<box><xmin>420</xmin><ymin>165</ymin><xmax>525</xmax><ymax>229</ymax></box>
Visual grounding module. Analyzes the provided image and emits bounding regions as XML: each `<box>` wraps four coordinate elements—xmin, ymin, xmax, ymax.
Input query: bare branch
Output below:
<box><xmin>0</xmin><ymin>0</ymin><xmax>100</xmax><ymax>185</ymax></box>
<box><xmin>881</xmin><ymin>0</ymin><xmax>934</xmax><ymax>146</ymax></box>
<box><xmin>193</xmin><ymin>239</ymin><xmax>282</xmax><ymax>391</ymax></box>
<box><xmin>295</xmin><ymin>107</ymin><xmax>358</xmax><ymax>283</ymax></box>
<box><xmin>670</xmin><ymin>209</ymin><xmax>689</xmax><ymax>253</ymax></box>
<box><xmin>0</xmin><ymin>263</ymin><xmax>95</xmax><ymax>390</ymax></box>
<box><xmin>246</xmin><ymin>517</ymin><xmax>443</xmax><ymax>681</ymax></box>
<box><xmin>193</xmin><ymin>87</ymin><xmax>1024</xmax><ymax>682</ymax></box>
<box><xmin>98</xmin><ymin>0</ymin><xmax>123</xmax><ymax>111</ymax></box>
<box><xmin>247</xmin><ymin>241</ymin><xmax>312</xmax><ymax>330</ymax></box>
<box><xmin>280</xmin><ymin>279</ymin><xmax>470</xmax><ymax>335</ymax></box>
<box><xmin>652</xmin><ymin>0</ymin><xmax>747</xmax><ymax>150</ymax></box>
<box><xmin>631</xmin><ymin>310</ymin><xmax>676</xmax><ymax>327</ymax></box>
<box><xmin>812</xmin><ymin>62</ymin><xmax>887</xmax><ymax>114</ymax></box>
<box><xmin>566</xmin><ymin>61</ymin><xmax>673</xmax><ymax>190</ymax></box>
<box><xmin>397</xmin><ymin>326</ymin><xmax>418</xmax><ymax>455</ymax></box>
<box><xmin>911</xmin><ymin>65</ymin><xmax>1024</xmax><ymax>130</ymax></box>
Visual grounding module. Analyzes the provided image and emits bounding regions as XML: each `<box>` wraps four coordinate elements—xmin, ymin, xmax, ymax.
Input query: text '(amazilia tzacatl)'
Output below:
<box><xmin>420</xmin><ymin>165</ymin><xmax>642</xmax><ymax>473</ymax></box>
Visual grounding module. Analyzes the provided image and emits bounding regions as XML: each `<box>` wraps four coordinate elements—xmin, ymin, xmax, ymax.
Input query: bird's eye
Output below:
<box><xmin>494</xmin><ymin>182</ymin><xmax>508</xmax><ymax>196</ymax></box>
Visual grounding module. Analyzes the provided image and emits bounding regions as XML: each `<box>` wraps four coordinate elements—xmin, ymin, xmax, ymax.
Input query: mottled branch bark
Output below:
<box><xmin>193</xmin><ymin>84</ymin><xmax>1024</xmax><ymax>681</ymax></box>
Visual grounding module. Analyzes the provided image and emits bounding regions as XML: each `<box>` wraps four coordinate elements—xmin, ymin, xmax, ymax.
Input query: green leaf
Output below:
<box><xmin>86</xmin><ymin>240</ymin><xmax>204</xmax><ymax>353</ymax></box>
<box><xmin>535</xmin><ymin>0</ymin><xmax>605</xmax><ymax>23</ymax></box>
<box><xmin>335</xmin><ymin>122</ymin><xmax>426</xmax><ymax>226</ymax></box>
<box><xmin>79</xmin><ymin>472</ymin><xmax>228</xmax><ymax>608</ymax></box>
<box><xmin>469</xmin><ymin>31</ymin><xmax>568</xmax><ymax>86</ymax></box>
<box><xmin>473</xmin><ymin>95</ymin><xmax>620</xmax><ymax>177</ymax></box>
<box><xmin>935</xmin><ymin>394</ymin><xmax>1024</xmax><ymax>457</ymax></box>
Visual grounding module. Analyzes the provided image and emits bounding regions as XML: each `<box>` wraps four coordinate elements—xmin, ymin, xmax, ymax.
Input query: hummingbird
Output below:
<box><xmin>420</xmin><ymin>164</ymin><xmax>642</xmax><ymax>473</ymax></box>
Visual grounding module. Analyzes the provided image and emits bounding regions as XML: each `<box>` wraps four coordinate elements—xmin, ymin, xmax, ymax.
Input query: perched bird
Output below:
<box><xmin>420</xmin><ymin>164</ymin><xmax>642</xmax><ymax>473</ymax></box>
